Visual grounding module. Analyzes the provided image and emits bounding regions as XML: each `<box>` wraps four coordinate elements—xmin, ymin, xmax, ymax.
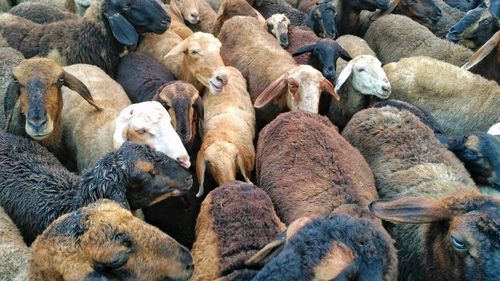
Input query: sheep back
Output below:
<box><xmin>256</xmin><ymin>110</ymin><xmax>378</xmax><ymax>224</ymax></box>
<box><xmin>335</xmin><ymin>34</ymin><xmax>375</xmax><ymax>74</ymax></box>
<box><xmin>0</xmin><ymin>206</ymin><xmax>30</xmax><ymax>281</ymax></box>
<box><xmin>254</xmin><ymin>0</ymin><xmax>307</xmax><ymax>26</ymax></box>
<box><xmin>287</xmin><ymin>25</ymin><xmax>318</xmax><ymax>65</ymax></box>
<box><xmin>9</xmin><ymin>2</ymin><xmax>77</xmax><ymax>24</ymax></box>
<box><xmin>0</xmin><ymin>47</ymin><xmax>24</xmax><ymax>131</ymax></box>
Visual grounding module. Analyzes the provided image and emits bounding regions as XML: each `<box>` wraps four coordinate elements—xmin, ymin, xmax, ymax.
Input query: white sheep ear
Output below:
<box><xmin>163</xmin><ymin>39</ymin><xmax>189</xmax><ymax>61</ymax></box>
<box><xmin>113</xmin><ymin>116</ymin><xmax>130</xmax><ymax>149</ymax></box>
<box><xmin>462</xmin><ymin>30</ymin><xmax>500</xmax><ymax>70</ymax></box>
<box><xmin>335</xmin><ymin>61</ymin><xmax>354</xmax><ymax>92</ymax></box>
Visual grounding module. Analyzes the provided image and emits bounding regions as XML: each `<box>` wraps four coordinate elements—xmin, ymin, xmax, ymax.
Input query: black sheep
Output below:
<box><xmin>0</xmin><ymin>130</ymin><xmax>193</xmax><ymax>245</ymax></box>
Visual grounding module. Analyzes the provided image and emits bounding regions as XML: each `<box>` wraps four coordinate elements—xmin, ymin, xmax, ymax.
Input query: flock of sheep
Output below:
<box><xmin>0</xmin><ymin>0</ymin><xmax>498</xmax><ymax>280</ymax></box>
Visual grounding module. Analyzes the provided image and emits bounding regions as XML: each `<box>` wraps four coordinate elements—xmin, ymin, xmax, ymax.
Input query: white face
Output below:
<box><xmin>267</xmin><ymin>14</ymin><xmax>290</xmax><ymax>47</ymax></box>
<box><xmin>286</xmin><ymin>65</ymin><xmax>324</xmax><ymax>113</ymax></box>
<box><xmin>175</xmin><ymin>0</ymin><xmax>199</xmax><ymax>24</ymax></box>
<box><xmin>350</xmin><ymin>56</ymin><xmax>391</xmax><ymax>99</ymax></box>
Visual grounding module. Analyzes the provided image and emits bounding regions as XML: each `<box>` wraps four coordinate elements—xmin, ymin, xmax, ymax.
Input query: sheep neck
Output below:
<box><xmin>337</xmin><ymin>80</ymin><xmax>371</xmax><ymax>123</ymax></box>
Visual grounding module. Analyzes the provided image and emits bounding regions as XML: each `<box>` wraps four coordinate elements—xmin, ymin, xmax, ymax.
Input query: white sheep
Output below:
<box><xmin>61</xmin><ymin>64</ymin><xmax>190</xmax><ymax>172</ymax></box>
<box><xmin>195</xmin><ymin>66</ymin><xmax>255</xmax><ymax>197</ymax></box>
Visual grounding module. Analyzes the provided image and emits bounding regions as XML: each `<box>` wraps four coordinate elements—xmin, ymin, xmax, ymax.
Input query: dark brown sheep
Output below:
<box><xmin>30</xmin><ymin>199</ymin><xmax>194</xmax><ymax>281</ymax></box>
<box><xmin>342</xmin><ymin>106</ymin><xmax>500</xmax><ymax>281</ymax></box>
<box><xmin>212</xmin><ymin>0</ymin><xmax>265</xmax><ymax>37</ymax></box>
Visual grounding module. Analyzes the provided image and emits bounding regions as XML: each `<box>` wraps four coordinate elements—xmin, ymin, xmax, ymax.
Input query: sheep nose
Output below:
<box><xmin>177</xmin><ymin>155</ymin><xmax>191</xmax><ymax>169</ymax></box>
<box><xmin>28</xmin><ymin>117</ymin><xmax>48</xmax><ymax>130</ymax></box>
<box><xmin>180</xmin><ymin>127</ymin><xmax>187</xmax><ymax>136</ymax></box>
<box><xmin>382</xmin><ymin>84</ymin><xmax>391</xmax><ymax>92</ymax></box>
<box><xmin>216</xmin><ymin>74</ymin><xmax>227</xmax><ymax>85</ymax></box>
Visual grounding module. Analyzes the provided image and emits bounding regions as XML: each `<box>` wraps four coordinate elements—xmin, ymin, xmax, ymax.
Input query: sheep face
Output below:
<box><xmin>353</xmin><ymin>0</ymin><xmax>390</xmax><ymax>11</ymax></box>
<box><xmin>393</xmin><ymin>0</ymin><xmax>443</xmax><ymax>27</ymax></box>
<box><xmin>118</xmin><ymin>142</ymin><xmax>193</xmax><ymax>209</ymax></box>
<box><xmin>171</xmin><ymin>0</ymin><xmax>200</xmax><ymax>24</ymax></box>
<box><xmin>306</xmin><ymin>2</ymin><xmax>338</xmax><ymax>39</ymax></box>
<box><xmin>30</xmin><ymin>200</ymin><xmax>194</xmax><ymax>281</ymax></box>
<box><xmin>266</xmin><ymin>14</ymin><xmax>291</xmax><ymax>48</ymax></box>
<box><xmin>113</xmin><ymin>102</ymin><xmax>191</xmax><ymax>169</ymax></box>
<box><xmin>153</xmin><ymin>82</ymin><xmax>203</xmax><ymax>147</ymax></box>
<box><xmin>5</xmin><ymin>58</ymin><xmax>101</xmax><ymax>141</ymax></box>
<box><xmin>292</xmin><ymin>38</ymin><xmax>353</xmax><ymax>82</ymax></box>
<box><xmin>335</xmin><ymin>55</ymin><xmax>391</xmax><ymax>99</ymax></box>
<box><xmin>254</xmin><ymin>65</ymin><xmax>339</xmax><ymax>113</ymax></box>
<box><xmin>447</xmin><ymin>8</ymin><xmax>498</xmax><ymax>49</ymax></box>
<box><xmin>370</xmin><ymin>195</ymin><xmax>500</xmax><ymax>281</ymax></box>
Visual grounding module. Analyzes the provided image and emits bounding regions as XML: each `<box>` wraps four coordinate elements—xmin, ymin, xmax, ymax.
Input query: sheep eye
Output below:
<box><xmin>357</xmin><ymin>68</ymin><xmax>366</xmax><ymax>72</ymax></box>
<box><xmin>451</xmin><ymin>235</ymin><xmax>467</xmax><ymax>251</ymax></box>
<box><xmin>136</xmin><ymin>129</ymin><xmax>147</xmax><ymax>134</ymax></box>
<box><xmin>122</xmin><ymin>4</ymin><xmax>131</xmax><ymax>11</ymax></box>
<box><xmin>58</xmin><ymin>76</ymin><xmax>64</xmax><ymax>84</ymax></box>
<box><xmin>190</xmin><ymin>50</ymin><xmax>199</xmax><ymax>55</ymax></box>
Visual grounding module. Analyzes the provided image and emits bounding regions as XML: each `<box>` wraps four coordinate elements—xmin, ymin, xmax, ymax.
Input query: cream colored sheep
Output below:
<box><xmin>62</xmin><ymin>64</ymin><xmax>189</xmax><ymax>172</ymax></box>
<box><xmin>0</xmin><ymin>207</ymin><xmax>30</xmax><ymax>281</ymax></box>
<box><xmin>137</xmin><ymin>31</ymin><xmax>184</xmax><ymax>64</ymax></box>
<box><xmin>195</xmin><ymin>66</ymin><xmax>255</xmax><ymax>197</ymax></box>
<box><xmin>187</xmin><ymin>0</ymin><xmax>217</xmax><ymax>33</ymax></box>
<box><xmin>212</xmin><ymin>0</ymin><xmax>266</xmax><ymax>37</ymax></box>
<box><xmin>164</xmin><ymin>32</ymin><xmax>229</xmax><ymax>95</ymax></box>
<box><xmin>165</xmin><ymin>1</ymin><xmax>195</xmax><ymax>39</ymax></box>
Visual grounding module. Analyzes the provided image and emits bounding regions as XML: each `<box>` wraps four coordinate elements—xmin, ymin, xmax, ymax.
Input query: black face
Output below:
<box><xmin>397</xmin><ymin>0</ymin><xmax>443</xmax><ymax>26</ymax></box>
<box><xmin>461</xmin><ymin>133</ymin><xmax>500</xmax><ymax>189</ymax></box>
<box><xmin>447</xmin><ymin>8</ymin><xmax>496</xmax><ymax>47</ymax></box>
<box><xmin>308</xmin><ymin>4</ymin><xmax>338</xmax><ymax>39</ymax></box>
<box><xmin>121</xmin><ymin>142</ymin><xmax>193</xmax><ymax>209</ymax></box>
<box><xmin>350</xmin><ymin>0</ymin><xmax>391</xmax><ymax>12</ymax></box>
<box><xmin>109</xmin><ymin>0</ymin><xmax>171</xmax><ymax>33</ymax></box>
<box><xmin>310</xmin><ymin>39</ymin><xmax>352</xmax><ymax>82</ymax></box>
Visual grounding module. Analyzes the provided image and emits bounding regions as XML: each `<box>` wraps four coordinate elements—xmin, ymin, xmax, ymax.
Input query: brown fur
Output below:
<box><xmin>383</xmin><ymin>56</ymin><xmax>500</xmax><ymax>135</ymax></box>
<box><xmin>29</xmin><ymin>200</ymin><xmax>193</xmax><ymax>281</ymax></box>
<box><xmin>0</xmin><ymin>207</ymin><xmax>29</xmax><ymax>281</ymax></box>
<box><xmin>191</xmin><ymin>181</ymin><xmax>286</xmax><ymax>280</ymax></box>
<box><xmin>17</xmin><ymin>0</ymin><xmax>77</xmax><ymax>12</ymax></box>
<box><xmin>287</xmin><ymin>25</ymin><xmax>319</xmax><ymax>65</ymax></box>
<box><xmin>0</xmin><ymin>47</ymin><xmax>24</xmax><ymax>131</ymax></box>
<box><xmin>137</xmin><ymin>31</ymin><xmax>184</xmax><ymax>65</ymax></box>
<box><xmin>256</xmin><ymin>110</ymin><xmax>378</xmax><ymax>224</ymax></box>
<box><xmin>212</xmin><ymin>0</ymin><xmax>266</xmax><ymax>36</ymax></box>
<box><xmin>165</xmin><ymin>4</ymin><xmax>195</xmax><ymax>39</ymax></box>
<box><xmin>187</xmin><ymin>0</ymin><xmax>217</xmax><ymax>33</ymax></box>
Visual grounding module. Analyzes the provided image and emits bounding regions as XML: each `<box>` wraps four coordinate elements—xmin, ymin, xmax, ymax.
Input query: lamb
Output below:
<box><xmin>265</xmin><ymin>13</ymin><xmax>291</xmax><ymax>48</ymax></box>
<box><xmin>382</xmin><ymin>56</ymin><xmax>499</xmax><ymax>135</ymax></box>
<box><xmin>447</xmin><ymin>6</ymin><xmax>497</xmax><ymax>48</ymax></box>
<box><xmin>342</xmin><ymin>106</ymin><xmax>500</xmax><ymax>281</ymax></box>
<box><xmin>184</xmin><ymin>0</ymin><xmax>217</xmax><ymax>34</ymax></box>
<box><xmin>30</xmin><ymin>199</ymin><xmax>194</xmax><ymax>281</ymax></box>
<box><xmin>0</xmin><ymin>0</ymin><xmax>170</xmax><ymax>75</ymax></box>
<box><xmin>0</xmin><ymin>207</ymin><xmax>30</xmax><ymax>281</ymax></box>
<box><xmin>364</xmin><ymin>14</ymin><xmax>473</xmax><ymax>65</ymax></box>
<box><xmin>8</xmin><ymin>2</ymin><xmax>77</xmax><ymax>24</ymax></box>
<box><xmin>61</xmin><ymin>64</ymin><xmax>190</xmax><ymax>172</ymax></box>
<box><xmin>461</xmin><ymin>30</ymin><xmax>500</xmax><ymax>82</ymax></box>
<box><xmin>191</xmin><ymin>181</ymin><xmax>286</xmax><ymax>281</ymax></box>
<box><xmin>0</xmin><ymin>47</ymin><xmax>24</xmax><ymax>131</ymax></box>
<box><xmin>212</xmin><ymin>0</ymin><xmax>266</xmax><ymax>37</ymax></box>
<box><xmin>0</xmin><ymin>129</ymin><xmax>193</xmax><ymax>245</ymax></box>
<box><xmin>163</xmin><ymin>32</ymin><xmax>229</xmax><ymax>95</ymax></box>
<box><xmin>218</xmin><ymin>16</ymin><xmax>338</xmax><ymax>129</ymax></box>
<box><xmin>196</xmin><ymin>66</ymin><xmax>255</xmax><ymax>197</ymax></box>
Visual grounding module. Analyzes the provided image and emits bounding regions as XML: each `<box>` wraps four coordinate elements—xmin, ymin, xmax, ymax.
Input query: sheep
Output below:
<box><xmin>0</xmin><ymin>206</ymin><xmax>30</xmax><ymax>281</ymax></box>
<box><xmin>446</xmin><ymin>6</ymin><xmax>497</xmax><ymax>48</ymax></box>
<box><xmin>137</xmin><ymin>31</ymin><xmax>185</xmax><ymax>63</ymax></box>
<box><xmin>0</xmin><ymin>0</ymin><xmax>12</xmax><ymax>11</ymax></box>
<box><xmin>0</xmin><ymin>128</ymin><xmax>193</xmax><ymax>245</ymax></box>
<box><xmin>296</xmin><ymin>0</ymin><xmax>338</xmax><ymax>38</ymax></box>
<box><xmin>329</xmin><ymin>0</ymin><xmax>391</xmax><ymax>36</ymax></box>
<box><xmin>444</xmin><ymin>0</ymin><xmax>484</xmax><ymax>11</ymax></box>
<box><xmin>191</xmin><ymin>181</ymin><xmax>286</xmax><ymax>281</ymax></box>
<box><xmin>251</xmin><ymin>0</ymin><xmax>337</xmax><ymax>38</ymax></box>
<box><xmin>489</xmin><ymin>122</ymin><xmax>500</xmax><ymax>135</ymax></box>
<box><xmin>8</xmin><ymin>2</ymin><xmax>77</xmax><ymax>24</ymax></box>
<box><xmin>335</xmin><ymin>34</ymin><xmax>376</xmax><ymax>69</ymax></box>
<box><xmin>164</xmin><ymin>1</ymin><xmax>195</xmax><ymax>39</ymax></box>
<box><xmin>170</xmin><ymin>0</ymin><xmax>201</xmax><ymax>25</ymax></box>
<box><xmin>163</xmin><ymin>32</ymin><xmax>229</xmax><ymax>96</ymax></box>
<box><xmin>218</xmin><ymin>16</ymin><xmax>338</xmax><ymax>129</ymax></box>
<box><xmin>15</xmin><ymin>0</ymin><xmax>77</xmax><ymax>13</ymax></box>
<box><xmin>265</xmin><ymin>13</ymin><xmax>291</xmax><ymax>48</ymax></box>
<box><xmin>327</xmin><ymin>55</ymin><xmax>391</xmax><ymax>130</ymax></box>
<box><xmin>0</xmin><ymin>0</ymin><xmax>170</xmax><ymax>75</ymax></box>
<box><xmin>61</xmin><ymin>64</ymin><xmax>190</xmax><ymax>172</ymax></box>
<box><xmin>212</xmin><ymin>0</ymin><xmax>266</xmax><ymax>37</ymax></box>
<box><xmin>461</xmin><ymin>30</ymin><xmax>500</xmax><ymax>82</ymax></box>
<box><xmin>364</xmin><ymin>14</ymin><xmax>473</xmax><ymax>65</ymax></box>
<box><xmin>196</xmin><ymin>66</ymin><xmax>255</xmax><ymax>198</ymax></box>
<box><xmin>29</xmin><ymin>199</ymin><xmax>194</xmax><ymax>281</ymax></box>
<box><xmin>0</xmin><ymin>47</ymin><xmax>24</xmax><ymax>131</ymax></box>
<box><xmin>2</xmin><ymin>57</ymin><xmax>102</xmax><ymax>162</ymax></box>
<box><xmin>186</xmin><ymin>0</ymin><xmax>217</xmax><ymax>33</ymax></box>
<box><xmin>342</xmin><ymin>106</ymin><xmax>500</xmax><ymax>281</ymax></box>
<box><xmin>382</xmin><ymin>56</ymin><xmax>499</xmax><ymax>135</ymax></box>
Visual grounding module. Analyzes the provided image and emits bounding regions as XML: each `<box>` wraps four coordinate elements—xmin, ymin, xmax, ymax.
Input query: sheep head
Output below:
<box><xmin>171</xmin><ymin>0</ymin><xmax>200</xmax><ymax>24</ymax></box>
<box><xmin>254</xmin><ymin>65</ymin><xmax>339</xmax><ymax>113</ymax></box>
<box><xmin>266</xmin><ymin>14</ymin><xmax>291</xmax><ymax>48</ymax></box>
<box><xmin>306</xmin><ymin>1</ymin><xmax>338</xmax><ymax>39</ymax></box>
<box><xmin>370</xmin><ymin>194</ymin><xmax>500</xmax><ymax>280</ymax></box>
<box><xmin>461</xmin><ymin>30</ymin><xmax>500</xmax><ymax>70</ymax></box>
<box><xmin>100</xmin><ymin>0</ymin><xmax>170</xmax><ymax>46</ymax></box>
<box><xmin>30</xmin><ymin>200</ymin><xmax>194</xmax><ymax>281</ymax></box>
<box><xmin>153</xmin><ymin>81</ymin><xmax>203</xmax><ymax>148</ymax></box>
<box><xmin>391</xmin><ymin>0</ymin><xmax>442</xmax><ymax>27</ymax></box>
<box><xmin>113</xmin><ymin>101</ymin><xmax>191</xmax><ymax>169</ymax></box>
<box><xmin>335</xmin><ymin>55</ymin><xmax>391</xmax><ymax>99</ymax></box>
<box><xmin>5</xmin><ymin>58</ymin><xmax>102</xmax><ymax>141</ymax></box>
<box><xmin>164</xmin><ymin>32</ymin><xmax>229</xmax><ymax>95</ymax></box>
<box><xmin>447</xmin><ymin>7</ymin><xmax>498</xmax><ymax>49</ymax></box>
<box><xmin>293</xmin><ymin>38</ymin><xmax>353</xmax><ymax>82</ymax></box>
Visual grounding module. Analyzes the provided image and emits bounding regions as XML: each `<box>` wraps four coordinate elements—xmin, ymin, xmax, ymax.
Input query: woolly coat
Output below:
<box><xmin>252</xmin><ymin>0</ymin><xmax>307</xmax><ymax>26</ymax></box>
<box><xmin>0</xmin><ymin>207</ymin><xmax>30</xmax><ymax>281</ymax></box>
<box><xmin>9</xmin><ymin>2</ymin><xmax>77</xmax><ymax>24</ymax></box>
<box><xmin>0</xmin><ymin>47</ymin><xmax>24</xmax><ymax>131</ymax></box>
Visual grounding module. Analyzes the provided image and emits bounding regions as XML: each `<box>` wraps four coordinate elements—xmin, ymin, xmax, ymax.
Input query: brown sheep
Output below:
<box><xmin>165</xmin><ymin>1</ymin><xmax>196</xmax><ymax>39</ymax></box>
<box><xmin>212</xmin><ymin>0</ymin><xmax>266</xmax><ymax>37</ymax></box>
<box><xmin>137</xmin><ymin>30</ymin><xmax>185</xmax><ymax>62</ymax></box>
<box><xmin>187</xmin><ymin>0</ymin><xmax>217</xmax><ymax>33</ymax></box>
<box><xmin>342</xmin><ymin>106</ymin><xmax>500</xmax><ymax>281</ymax></box>
<box><xmin>461</xmin><ymin>30</ymin><xmax>500</xmax><ymax>83</ymax></box>
<box><xmin>0</xmin><ymin>47</ymin><xmax>24</xmax><ymax>132</ymax></box>
<box><xmin>0</xmin><ymin>207</ymin><xmax>30</xmax><ymax>281</ymax></box>
<box><xmin>265</xmin><ymin>13</ymin><xmax>291</xmax><ymax>48</ymax></box>
<box><xmin>29</xmin><ymin>199</ymin><xmax>194</xmax><ymax>281</ymax></box>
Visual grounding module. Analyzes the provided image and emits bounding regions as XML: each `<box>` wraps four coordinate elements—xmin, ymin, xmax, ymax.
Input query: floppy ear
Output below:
<box><xmin>254</xmin><ymin>72</ymin><xmax>288</xmax><ymax>108</ymax></box>
<box><xmin>315</xmin><ymin>241</ymin><xmax>356</xmax><ymax>281</ymax></box>
<box><xmin>63</xmin><ymin>71</ymin><xmax>103</xmax><ymax>111</ymax></box>
<box><xmin>369</xmin><ymin>0</ymin><xmax>400</xmax><ymax>21</ymax></box>
<box><xmin>104</xmin><ymin>12</ymin><xmax>139</xmax><ymax>46</ymax></box>
<box><xmin>338</xmin><ymin>47</ymin><xmax>353</xmax><ymax>62</ymax></box>
<box><xmin>195</xmin><ymin>148</ymin><xmax>206</xmax><ymax>198</ymax></box>
<box><xmin>335</xmin><ymin>61</ymin><xmax>354</xmax><ymax>92</ymax></box>
<box><xmin>292</xmin><ymin>44</ymin><xmax>315</xmax><ymax>57</ymax></box>
<box><xmin>245</xmin><ymin>232</ymin><xmax>286</xmax><ymax>267</ymax></box>
<box><xmin>369</xmin><ymin>197</ymin><xmax>451</xmax><ymax>224</ymax></box>
<box><xmin>112</xmin><ymin>110</ymin><xmax>132</xmax><ymax>149</ymax></box>
<box><xmin>164</xmin><ymin>39</ymin><xmax>190</xmax><ymax>61</ymax></box>
<box><xmin>321</xmin><ymin>78</ymin><xmax>340</xmax><ymax>101</ymax></box>
<box><xmin>4</xmin><ymin>80</ymin><xmax>21</xmax><ymax>130</ymax></box>
<box><xmin>193</xmin><ymin>96</ymin><xmax>204</xmax><ymax>138</ymax></box>
<box><xmin>462</xmin><ymin>30</ymin><xmax>500</xmax><ymax>70</ymax></box>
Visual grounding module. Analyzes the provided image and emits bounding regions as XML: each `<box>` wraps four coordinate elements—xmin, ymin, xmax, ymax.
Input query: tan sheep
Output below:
<box><xmin>137</xmin><ymin>30</ymin><xmax>184</xmax><ymax>63</ymax></box>
<box><xmin>0</xmin><ymin>207</ymin><xmax>30</xmax><ymax>281</ymax></box>
<box><xmin>187</xmin><ymin>0</ymin><xmax>217</xmax><ymax>33</ymax></box>
<box><xmin>212</xmin><ymin>0</ymin><xmax>266</xmax><ymax>37</ymax></box>
<box><xmin>166</xmin><ymin>0</ymin><xmax>196</xmax><ymax>39</ymax></box>
<box><xmin>195</xmin><ymin>66</ymin><xmax>255</xmax><ymax>197</ymax></box>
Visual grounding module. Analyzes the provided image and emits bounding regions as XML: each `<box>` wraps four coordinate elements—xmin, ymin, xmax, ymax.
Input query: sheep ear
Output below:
<box><xmin>63</xmin><ymin>71</ymin><xmax>103</xmax><ymax>111</ymax></box>
<box><xmin>292</xmin><ymin>44</ymin><xmax>315</xmax><ymax>57</ymax></box>
<box><xmin>462</xmin><ymin>30</ymin><xmax>500</xmax><ymax>70</ymax></box>
<box><xmin>4</xmin><ymin>80</ymin><xmax>21</xmax><ymax>131</ymax></box>
<box><xmin>113</xmin><ymin>110</ymin><xmax>132</xmax><ymax>149</ymax></box>
<box><xmin>254</xmin><ymin>72</ymin><xmax>288</xmax><ymax>108</ymax></box>
<box><xmin>104</xmin><ymin>12</ymin><xmax>139</xmax><ymax>46</ymax></box>
<box><xmin>321</xmin><ymin>78</ymin><xmax>340</xmax><ymax>101</ymax></box>
<box><xmin>369</xmin><ymin>197</ymin><xmax>451</xmax><ymax>224</ymax></box>
<box><xmin>195</xmin><ymin>149</ymin><xmax>206</xmax><ymax>198</ymax></box>
<box><xmin>164</xmin><ymin>39</ymin><xmax>190</xmax><ymax>61</ymax></box>
<box><xmin>335</xmin><ymin>61</ymin><xmax>354</xmax><ymax>92</ymax></box>
<box><xmin>236</xmin><ymin>153</ymin><xmax>251</xmax><ymax>183</ymax></box>
<box><xmin>193</xmin><ymin>96</ymin><xmax>204</xmax><ymax>138</ymax></box>
<box><xmin>245</xmin><ymin>232</ymin><xmax>286</xmax><ymax>267</ymax></box>
<box><xmin>338</xmin><ymin>47</ymin><xmax>353</xmax><ymax>62</ymax></box>
<box><xmin>92</xmin><ymin>240</ymin><xmax>131</xmax><ymax>272</ymax></box>
<box><xmin>315</xmin><ymin>241</ymin><xmax>356</xmax><ymax>281</ymax></box>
